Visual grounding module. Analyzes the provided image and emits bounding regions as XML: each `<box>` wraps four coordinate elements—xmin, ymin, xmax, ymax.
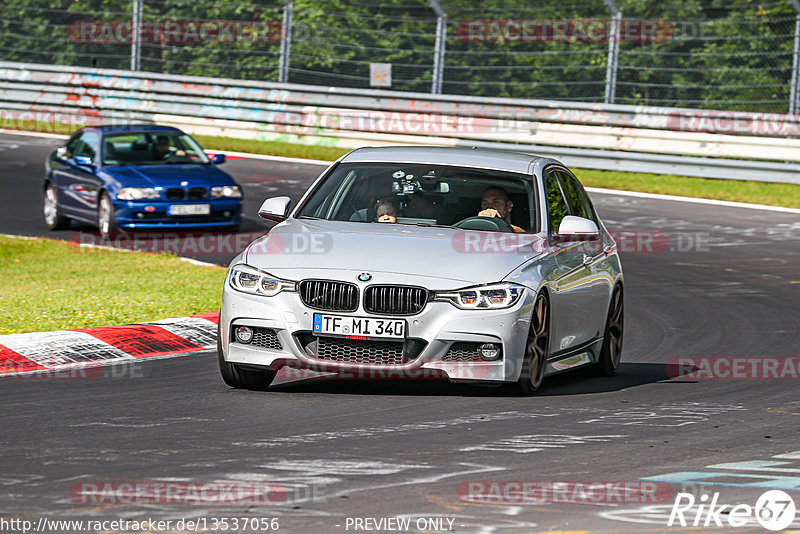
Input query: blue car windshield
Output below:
<box><xmin>102</xmin><ymin>132</ymin><xmax>210</xmax><ymax>165</ymax></box>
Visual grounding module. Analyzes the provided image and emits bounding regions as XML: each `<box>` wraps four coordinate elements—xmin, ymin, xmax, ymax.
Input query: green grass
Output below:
<box><xmin>0</xmin><ymin>236</ymin><xmax>225</xmax><ymax>334</ymax></box>
<box><xmin>574</xmin><ymin>168</ymin><xmax>800</xmax><ymax>209</ymax></box>
<box><xmin>194</xmin><ymin>134</ymin><xmax>350</xmax><ymax>161</ymax></box>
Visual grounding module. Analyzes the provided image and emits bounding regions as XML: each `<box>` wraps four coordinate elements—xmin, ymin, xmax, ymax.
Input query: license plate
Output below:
<box><xmin>313</xmin><ymin>313</ymin><xmax>406</xmax><ymax>340</ymax></box>
<box><xmin>168</xmin><ymin>204</ymin><xmax>210</xmax><ymax>216</ymax></box>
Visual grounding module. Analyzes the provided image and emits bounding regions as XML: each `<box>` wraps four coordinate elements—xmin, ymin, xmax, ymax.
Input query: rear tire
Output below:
<box><xmin>513</xmin><ymin>292</ymin><xmax>549</xmax><ymax>395</ymax></box>
<box><xmin>594</xmin><ymin>284</ymin><xmax>624</xmax><ymax>377</ymax></box>
<box><xmin>43</xmin><ymin>183</ymin><xmax>70</xmax><ymax>230</ymax></box>
<box><xmin>217</xmin><ymin>326</ymin><xmax>275</xmax><ymax>391</ymax></box>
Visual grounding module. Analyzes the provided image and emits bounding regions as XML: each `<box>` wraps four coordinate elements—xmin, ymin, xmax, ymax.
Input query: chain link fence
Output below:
<box><xmin>1</xmin><ymin>0</ymin><xmax>798</xmax><ymax>112</ymax></box>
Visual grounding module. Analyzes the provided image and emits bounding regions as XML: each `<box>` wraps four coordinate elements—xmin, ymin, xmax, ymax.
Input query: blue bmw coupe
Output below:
<box><xmin>44</xmin><ymin>125</ymin><xmax>243</xmax><ymax>234</ymax></box>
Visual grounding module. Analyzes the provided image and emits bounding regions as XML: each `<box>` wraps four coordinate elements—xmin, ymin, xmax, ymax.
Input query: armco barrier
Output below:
<box><xmin>0</xmin><ymin>61</ymin><xmax>798</xmax><ymax>184</ymax></box>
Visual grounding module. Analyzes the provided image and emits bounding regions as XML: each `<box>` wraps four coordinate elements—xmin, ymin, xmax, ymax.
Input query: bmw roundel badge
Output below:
<box><xmin>357</xmin><ymin>272</ymin><xmax>372</xmax><ymax>282</ymax></box>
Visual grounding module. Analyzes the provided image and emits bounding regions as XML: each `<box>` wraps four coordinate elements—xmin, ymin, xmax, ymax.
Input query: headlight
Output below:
<box><xmin>229</xmin><ymin>264</ymin><xmax>295</xmax><ymax>296</ymax></box>
<box><xmin>117</xmin><ymin>187</ymin><xmax>160</xmax><ymax>200</ymax></box>
<box><xmin>434</xmin><ymin>283</ymin><xmax>524</xmax><ymax>310</ymax></box>
<box><xmin>211</xmin><ymin>185</ymin><xmax>242</xmax><ymax>198</ymax></box>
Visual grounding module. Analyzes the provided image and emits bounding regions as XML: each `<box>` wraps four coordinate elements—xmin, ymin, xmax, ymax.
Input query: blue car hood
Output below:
<box><xmin>104</xmin><ymin>164</ymin><xmax>231</xmax><ymax>187</ymax></box>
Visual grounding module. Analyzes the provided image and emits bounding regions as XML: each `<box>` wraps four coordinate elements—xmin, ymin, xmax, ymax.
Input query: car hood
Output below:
<box><xmin>103</xmin><ymin>164</ymin><xmax>231</xmax><ymax>187</ymax></box>
<box><xmin>244</xmin><ymin>218</ymin><xmax>547</xmax><ymax>286</ymax></box>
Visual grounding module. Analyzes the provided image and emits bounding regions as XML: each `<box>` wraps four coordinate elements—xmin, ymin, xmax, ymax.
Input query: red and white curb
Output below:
<box><xmin>0</xmin><ymin>311</ymin><xmax>219</xmax><ymax>377</ymax></box>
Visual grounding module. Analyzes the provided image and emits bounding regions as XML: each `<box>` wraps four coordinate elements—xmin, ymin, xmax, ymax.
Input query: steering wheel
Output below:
<box><xmin>161</xmin><ymin>150</ymin><xmax>189</xmax><ymax>163</ymax></box>
<box><xmin>452</xmin><ymin>215</ymin><xmax>515</xmax><ymax>232</ymax></box>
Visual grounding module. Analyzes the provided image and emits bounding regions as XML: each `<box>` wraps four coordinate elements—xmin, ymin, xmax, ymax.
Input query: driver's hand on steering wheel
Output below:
<box><xmin>478</xmin><ymin>208</ymin><xmax>501</xmax><ymax>218</ymax></box>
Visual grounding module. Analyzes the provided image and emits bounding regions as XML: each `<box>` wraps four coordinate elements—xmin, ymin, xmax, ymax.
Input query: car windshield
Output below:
<box><xmin>297</xmin><ymin>163</ymin><xmax>536</xmax><ymax>232</ymax></box>
<box><xmin>102</xmin><ymin>132</ymin><xmax>210</xmax><ymax>166</ymax></box>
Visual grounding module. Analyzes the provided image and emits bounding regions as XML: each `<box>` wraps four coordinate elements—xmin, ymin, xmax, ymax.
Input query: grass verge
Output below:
<box><xmin>0</xmin><ymin>236</ymin><xmax>225</xmax><ymax>334</ymax></box>
<box><xmin>193</xmin><ymin>134</ymin><xmax>800</xmax><ymax>209</ymax></box>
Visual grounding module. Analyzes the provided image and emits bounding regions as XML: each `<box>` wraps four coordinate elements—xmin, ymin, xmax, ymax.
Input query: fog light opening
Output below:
<box><xmin>235</xmin><ymin>326</ymin><xmax>253</xmax><ymax>344</ymax></box>
<box><xmin>479</xmin><ymin>343</ymin><xmax>500</xmax><ymax>361</ymax></box>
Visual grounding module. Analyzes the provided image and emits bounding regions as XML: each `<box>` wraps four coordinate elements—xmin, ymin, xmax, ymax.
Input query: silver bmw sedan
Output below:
<box><xmin>218</xmin><ymin>146</ymin><xmax>623</xmax><ymax>394</ymax></box>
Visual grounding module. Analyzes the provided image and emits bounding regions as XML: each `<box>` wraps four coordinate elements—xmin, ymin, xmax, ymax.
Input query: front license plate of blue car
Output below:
<box><xmin>313</xmin><ymin>314</ymin><xmax>406</xmax><ymax>340</ymax></box>
<box><xmin>168</xmin><ymin>204</ymin><xmax>210</xmax><ymax>216</ymax></box>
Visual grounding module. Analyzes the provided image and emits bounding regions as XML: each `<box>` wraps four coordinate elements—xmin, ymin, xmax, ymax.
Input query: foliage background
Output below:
<box><xmin>0</xmin><ymin>0</ymin><xmax>795</xmax><ymax>111</ymax></box>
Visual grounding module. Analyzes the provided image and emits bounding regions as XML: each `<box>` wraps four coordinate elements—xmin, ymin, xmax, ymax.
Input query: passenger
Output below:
<box><xmin>478</xmin><ymin>186</ymin><xmax>525</xmax><ymax>233</ymax></box>
<box><xmin>375</xmin><ymin>198</ymin><xmax>401</xmax><ymax>223</ymax></box>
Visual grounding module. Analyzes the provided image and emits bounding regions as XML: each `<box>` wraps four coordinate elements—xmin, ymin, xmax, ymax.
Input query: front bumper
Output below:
<box><xmin>219</xmin><ymin>282</ymin><xmax>536</xmax><ymax>383</ymax></box>
<box><xmin>113</xmin><ymin>199</ymin><xmax>242</xmax><ymax>229</ymax></box>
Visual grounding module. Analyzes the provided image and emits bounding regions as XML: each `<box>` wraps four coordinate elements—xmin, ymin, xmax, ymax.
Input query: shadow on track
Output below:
<box><xmin>264</xmin><ymin>362</ymin><xmax>690</xmax><ymax>397</ymax></box>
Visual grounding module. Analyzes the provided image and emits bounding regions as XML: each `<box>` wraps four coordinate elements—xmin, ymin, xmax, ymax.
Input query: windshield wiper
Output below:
<box><xmin>297</xmin><ymin>215</ymin><xmax>327</xmax><ymax>221</ymax></box>
<box><xmin>408</xmin><ymin>222</ymin><xmax>453</xmax><ymax>229</ymax></box>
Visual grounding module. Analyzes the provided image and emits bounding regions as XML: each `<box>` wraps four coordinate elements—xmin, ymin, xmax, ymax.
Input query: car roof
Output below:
<box><xmin>339</xmin><ymin>146</ymin><xmax>560</xmax><ymax>175</ymax></box>
<box><xmin>85</xmin><ymin>124</ymin><xmax>184</xmax><ymax>135</ymax></box>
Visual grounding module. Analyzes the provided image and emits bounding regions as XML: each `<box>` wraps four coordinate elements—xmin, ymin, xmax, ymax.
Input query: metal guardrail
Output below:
<box><xmin>0</xmin><ymin>61</ymin><xmax>798</xmax><ymax>184</ymax></box>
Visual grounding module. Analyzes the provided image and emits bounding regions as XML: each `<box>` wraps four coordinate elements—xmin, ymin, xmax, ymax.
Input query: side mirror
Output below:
<box><xmin>74</xmin><ymin>155</ymin><xmax>94</xmax><ymax>167</ymax></box>
<box><xmin>211</xmin><ymin>153</ymin><xmax>226</xmax><ymax>164</ymax></box>
<box><xmin>258</xmin><ymin>196</ymin><xmax>291</xmax><ymax>222</ymax></box>
<box><xmin>56</xmin><ymin>147</ymin><xmax>67</xmax><ymax>158</ymax></box>
<box><xmin>557</xmin><ymin>215</ymin><xmax>600</xmax><ymax>241</ymax></box>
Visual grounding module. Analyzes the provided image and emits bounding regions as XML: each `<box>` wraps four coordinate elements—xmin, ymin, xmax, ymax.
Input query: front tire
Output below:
<box><xmin>97</xmin><ymin>192</ymin><xmax>118</xmax><ymax>237</ymax></box>
<box><xmin>217</xmin><ymin>326</ymin><xmax>275</xmax><ymax>391</ymax></box>
<box><xmin>43</xmin><ymin>183</ymin><xmax>70</xmax><ymax>230</ymax></box>
<box><xmin>513</xmin><ymin>292</ymin><xmax>549</xmax><ymax>395</ymax></box>
<box><xmin>594</xmin><ymin>284</ymin><xmax>624</xmax><ymax>376</ymax></box>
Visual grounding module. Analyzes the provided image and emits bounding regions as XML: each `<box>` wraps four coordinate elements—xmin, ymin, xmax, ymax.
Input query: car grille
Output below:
<box><xmin>314</xmin><ymin>337</ymin><xmax>405</xmax><ymax>365</ymax></box>
<box><xmin>298</xmin><ymin>280</ymin><xmax>359</xmax><ymax>312</ymax></box>
<box><xmin>296</xmin><ymin>333</ymin><xmax>427</xmax><ymax>366</ymax></box>
<box><xmin>162</xmin><ymin>187</ymin><xmax>208</xmax><ymax>201</ymax></box>
<box><xmin>442</xmin><ymin>342</ymin><xmax>497</xmax><ymax>362</ymax></box>
<box><xmin>165</xmin><ymin>187</ymin><xmax>185</xmax><ymax>200</ymax></box>
<box><xmin>247</xmin><ymin>327</ymin><xmax>282</xmax><ymax>351</ymax></box>
<box><xmin>363</xmin><ymin>285</ymin><xmax>428</xmax><ymax>316</ymax></box>
<box><xmin>188</xmin><ymin>187</ymin><xmax>207</xmax><ymax>200</ymax></box>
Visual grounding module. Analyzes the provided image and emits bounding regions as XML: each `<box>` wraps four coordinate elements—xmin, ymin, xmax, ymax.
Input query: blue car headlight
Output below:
<box><xmin>211</xmin><ymin>185</ymin><xmax>242</xmax><ymax>199</ymax></box>
<box><xmin>117</xmin><ymin>187</ymin><xmax>160</xmax><ymax>200</ymax></box>
<box><xmin>229</xmin><ymin>264</ymin><xmax>295</xmax><ymax>296</ymax></box>
<box><xmin>434</xmin><ymin>283</ymin><xmax>524</xmax><ymax>310</ymax></box>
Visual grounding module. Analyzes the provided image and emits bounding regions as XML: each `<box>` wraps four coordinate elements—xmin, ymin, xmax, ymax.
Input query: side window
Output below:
<box><xmin>76</xmin><ymin>131</ymin><xmax>99</xmax><ymax>160</ymax></box>
<box><xmin>571</xmin><ymin>174</ymin><xmax>599</xmax><ymax>223</ymax></box>
<box><xmin>64</xmin><ymin>134</ymin><xmax>81</xmax><ymax>158</ymax></box>
<box><xmin>557</xmin><ymin>170</ymin><xmax>591</xmax><ymax>220</ymax></box>
<box><xmin>544</xmin><ymin>170</ymin><xmax>569</xmax><ymax>233</ymax></box>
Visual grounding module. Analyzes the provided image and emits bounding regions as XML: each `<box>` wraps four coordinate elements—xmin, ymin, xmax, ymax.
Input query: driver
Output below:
<box><xmin>478</xmin><ymin>187</ymin><xmax>525</xmax><ymax>233</ymax></box>
<box><xmin>154</xmin><ymin>135</ymin><xmax>173</xmax><ymax>159</ymax></box>
<box><xmin>153</xmin><ymin>135</ymin><xmax>186</xmax><ymax>160</ymax></box>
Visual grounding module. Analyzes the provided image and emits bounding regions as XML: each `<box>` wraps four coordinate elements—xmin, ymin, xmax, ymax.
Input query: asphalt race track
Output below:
<box><xmin>2</xmin><ymin>131</ymin><xmax>800</xmax><ymax>533</ymax></box>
